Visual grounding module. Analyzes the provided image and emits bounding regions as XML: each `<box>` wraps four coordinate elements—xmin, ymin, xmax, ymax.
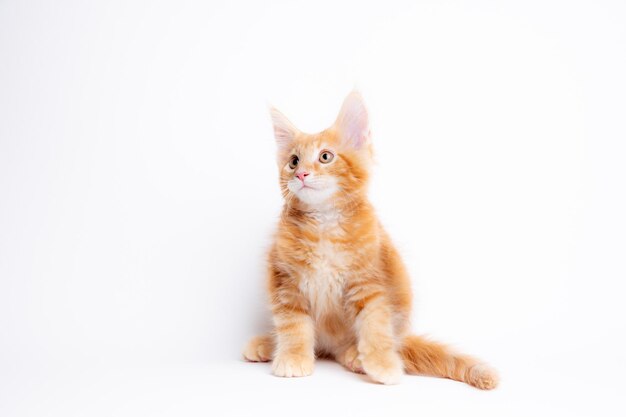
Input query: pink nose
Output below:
<box><xmin>295</xmin><ymin>171</ymin><xmax>310</xmax><ymax>182</ymax></box>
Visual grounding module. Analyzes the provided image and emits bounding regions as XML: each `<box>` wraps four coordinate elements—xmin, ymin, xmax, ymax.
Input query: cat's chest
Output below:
<box><xmin>300</xmin><ymin>211</ymin><xmax>351</xmax><ymax>318</ymax></box>
<box><xmin>299</xmin><ymin>238</ymin><xmax>349</xmax><ymax>316</ymax></box>
<box><xmin>297</xmin><ymin>208</ymin><xmax>350</xmax><ymax>316</ymax></box>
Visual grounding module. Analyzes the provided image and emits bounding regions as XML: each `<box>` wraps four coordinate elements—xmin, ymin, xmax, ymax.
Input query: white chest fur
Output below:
<box><xmin>299</xmin><ymin>240</ymin><xmax>347</xmax><ymax>319</ymax></box>
<box><xmin>298</xmin><ymin>208</ymin><xmax>348</xmax><ymax>319</ymax></box>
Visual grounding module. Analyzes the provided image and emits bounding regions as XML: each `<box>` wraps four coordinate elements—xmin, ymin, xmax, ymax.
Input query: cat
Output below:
<box><xmin>243</xmin><ymin>91</ymin><xmax>498</xmax><ymax>388</ymax></box>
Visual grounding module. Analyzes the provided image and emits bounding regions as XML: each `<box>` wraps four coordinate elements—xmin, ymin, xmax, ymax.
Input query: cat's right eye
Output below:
<box><xmin>288</xmin><ymin>155</ymin><xmax>299</xmax><ymax>169</ymax></box>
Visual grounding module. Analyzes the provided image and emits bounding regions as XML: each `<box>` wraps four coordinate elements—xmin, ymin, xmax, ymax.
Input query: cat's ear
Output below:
<box><xmin>269</xmin><ymin>106</ymin><xmax>299</xmax><ymax>152</ymax></box>
<box><xmin>335</xmin><ymin>91</ymin><xmax>370</xmax><ymax>149</ymax></box>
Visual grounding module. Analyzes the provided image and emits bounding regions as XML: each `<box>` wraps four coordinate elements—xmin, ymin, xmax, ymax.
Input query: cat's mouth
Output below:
<box><xmin>287</xmin><ymin>178</ymin><xmax>338</xmax><ymax>205</ymax></box>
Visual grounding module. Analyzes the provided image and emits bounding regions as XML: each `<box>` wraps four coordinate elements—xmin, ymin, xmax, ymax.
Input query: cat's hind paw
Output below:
<box><xmin>337</xmin><ymin>345</ymin><xmax>365</xmax><ymax>374</ymax></box>
<box><xmin>243</xmin><ymin>335</ymin><xmax>274</xmax><ymax>362</ymax></box>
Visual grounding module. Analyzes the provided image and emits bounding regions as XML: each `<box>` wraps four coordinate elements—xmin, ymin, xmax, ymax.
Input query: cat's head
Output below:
<box><xmin>270</xmin><ymin>91</ymin><xmax>373</xmax><ymax>207</ymax></box>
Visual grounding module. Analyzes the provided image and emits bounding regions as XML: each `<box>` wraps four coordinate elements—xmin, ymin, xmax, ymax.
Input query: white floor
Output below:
<box><xmin>2</xmin><ymin>354</ymin><xmax>622</xmax><ymax>417</ymax></box>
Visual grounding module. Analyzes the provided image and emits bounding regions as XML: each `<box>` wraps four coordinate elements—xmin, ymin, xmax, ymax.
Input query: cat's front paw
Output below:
<box><xmin>272</xmin><ymin>354</ymin><xmax>314</xmax><ymax>378</ymax></box>
<box><xmin>361</xmin><ymin>350</ymin><xmax>404</xmax><ymax>385</ymax></box>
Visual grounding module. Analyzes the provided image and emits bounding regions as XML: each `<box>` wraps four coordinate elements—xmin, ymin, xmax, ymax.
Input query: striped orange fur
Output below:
<box><xmin>243</xmin><ymin>92</ymin><xmax>498</xmax><ymax>388</ymax></box>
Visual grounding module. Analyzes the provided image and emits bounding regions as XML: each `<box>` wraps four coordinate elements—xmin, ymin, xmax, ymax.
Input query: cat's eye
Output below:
<box><xmin>319</xmin><ymin>151</ymin><xmax>334</xmax><ymax>164</ymax></box>
<box><xmin>288</xmin><ymin>155</ymin><xmax>299</xmax><ymax>169</ymax></box>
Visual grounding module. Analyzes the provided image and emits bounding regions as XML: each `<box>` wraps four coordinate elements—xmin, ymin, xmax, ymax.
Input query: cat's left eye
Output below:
<box><xmin>319</xmin><ymin>151</ymin><xmax>334</xmax><ymax>164</ymax></box>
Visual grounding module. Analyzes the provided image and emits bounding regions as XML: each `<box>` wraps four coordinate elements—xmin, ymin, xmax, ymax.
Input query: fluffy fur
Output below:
<box><xmin>243</xmin><ymin>92</ymin><xmax>498</xmax><ymax>388</ymax></box>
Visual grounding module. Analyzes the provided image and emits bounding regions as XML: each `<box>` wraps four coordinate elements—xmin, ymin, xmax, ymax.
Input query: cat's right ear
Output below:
<box><xmin>269</xmin><ymin>106</ymin><xmax>299</xmax><ymax>152</ymax></box>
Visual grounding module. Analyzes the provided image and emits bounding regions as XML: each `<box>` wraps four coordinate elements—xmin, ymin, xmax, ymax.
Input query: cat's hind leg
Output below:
<box><xmin>243</xmin><ymin>334</ymin><xmax>275</xmax><ymax>362</ymax></box>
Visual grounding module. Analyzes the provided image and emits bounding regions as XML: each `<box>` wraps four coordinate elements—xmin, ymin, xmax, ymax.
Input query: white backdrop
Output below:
<box><xmin>1</xmin><ymin>1</ymin><xmax>625</xmax><ymax>416</ymax></box>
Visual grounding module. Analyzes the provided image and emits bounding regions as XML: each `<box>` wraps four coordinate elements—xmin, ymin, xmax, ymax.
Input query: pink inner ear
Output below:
<box><xmin>336</xmin><ymin>93</ymin><xmax>370</xmax><ymax>149</ymax></box>
<box><xmin>270</xmin><ymin>107</ymin><xmax>298</xmax><ymax>152</ymax></box>
<box><xmin>343</xmin><ymin>114</ymin><xmax>369</xmax><ymax>148</ymax></box>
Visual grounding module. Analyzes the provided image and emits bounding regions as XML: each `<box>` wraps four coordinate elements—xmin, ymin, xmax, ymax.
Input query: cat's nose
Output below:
<box><xmin>295</xmin><ymin>171</ymin><xmax>310</xmax><ymax>182</ymax></box>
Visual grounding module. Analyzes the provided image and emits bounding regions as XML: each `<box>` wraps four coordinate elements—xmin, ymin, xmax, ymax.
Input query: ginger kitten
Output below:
<box><xmin>243</xmin><ymin>92</ymin><xmax>498</xmax><ymax>388</ymax></box>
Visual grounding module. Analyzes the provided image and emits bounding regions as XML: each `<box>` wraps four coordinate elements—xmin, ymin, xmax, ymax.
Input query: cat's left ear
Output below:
<box><xmin>269</xmin><ymin>106</ymin><xmax>299</xmax><ymax>152</ymax></box>
<box><xmin>334</xmin><ymin>91</ymin><xmax>370</xmax><ymax>149</ymax></box>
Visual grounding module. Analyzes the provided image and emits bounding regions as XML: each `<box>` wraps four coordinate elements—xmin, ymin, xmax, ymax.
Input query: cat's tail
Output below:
<box><xmin>400</xmin><ymin>334</ymin><xmax>499</xmax><ymax>390</ymax></box>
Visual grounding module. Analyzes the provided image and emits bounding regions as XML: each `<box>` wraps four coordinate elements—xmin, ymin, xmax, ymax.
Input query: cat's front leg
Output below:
<box><xmin>271</xmin><ymin>303</ymin><xmax>315</xmax><ymax>378</ymax></box>
<box><xmin>349</xmin><ymin>287</ymin><xmax>404</xmax><ymax>384</ymax></box>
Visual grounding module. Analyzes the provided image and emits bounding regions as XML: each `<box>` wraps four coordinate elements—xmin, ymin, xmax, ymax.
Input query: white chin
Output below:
<box><xmin>295</xmin><ymin>187</ymin><xmax>336</xmax><ymax>205</ymax></box>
